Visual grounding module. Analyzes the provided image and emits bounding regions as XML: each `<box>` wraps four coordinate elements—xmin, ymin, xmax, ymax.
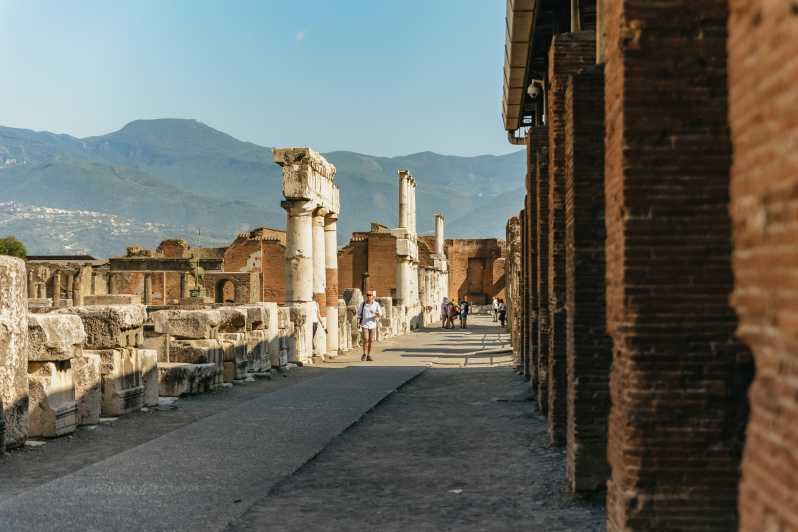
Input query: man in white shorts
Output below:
<box><xmin>357</xmin><ymin>290</ymin><xmax>382</xmax><ymax>362</ymax></box>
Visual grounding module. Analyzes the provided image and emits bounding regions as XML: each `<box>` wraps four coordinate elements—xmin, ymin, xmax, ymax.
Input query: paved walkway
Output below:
<box><xmin>0</xmin><ymin>315</ymin><xmax>605</xmax><ymax>531</ymax></box>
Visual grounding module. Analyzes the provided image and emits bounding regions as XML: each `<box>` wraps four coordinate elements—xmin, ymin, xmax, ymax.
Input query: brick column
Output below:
<box><xmin>564</xmin><ymin>65</ymin><xmax>611</xmax><ymax>493</ymax></box>
<box><xmin>547</xmin><ymin>31</ymin><xmax>596</xmax><ymax>446</ymax></box>
<box><xmin>535</xmin><ymin>132</ymin><xmax>550</xmax><ymax>414</ymax></box>
<box><xmin>520</xmin><ymin>205</ymin><xmax>528</xmax><ymax>377</ymax></box>
<box><xmin>527</xmin><ymin>127</ymin><xmax>547</xmax><ymax>393</ymax></box>
<box><xmin>729</xmin><ymin>2</ymin><xmax>796</xmax><ymax>530</ymax></box>
<box><xmin>604</xmin><ymin>2</ymin><xmax>745</xmax><ymax>529</ymax></box>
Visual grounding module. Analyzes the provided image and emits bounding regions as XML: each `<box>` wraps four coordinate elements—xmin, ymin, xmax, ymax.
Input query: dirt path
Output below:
<box><xmin>228</xmin><ymin>367</ymin><xmax>606</xmax><ymax>532</ymax></box>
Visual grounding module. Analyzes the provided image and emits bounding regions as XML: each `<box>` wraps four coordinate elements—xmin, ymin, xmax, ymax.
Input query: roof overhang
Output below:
<box><xmin>502</xmin><ymin>0</ymin><xmax>538</xmax><ymax>133</ymax></box>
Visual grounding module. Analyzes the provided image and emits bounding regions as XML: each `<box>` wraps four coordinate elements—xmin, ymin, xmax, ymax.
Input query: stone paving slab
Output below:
<box><xmin>0</xmin><ymin>365</ymin><xmax>425</xmax><ymax>532</ymax></box>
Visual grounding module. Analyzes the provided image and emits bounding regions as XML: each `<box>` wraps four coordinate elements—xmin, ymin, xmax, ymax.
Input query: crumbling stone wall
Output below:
<box><xmin>525</xmin><ymin>127</ymin><xmax>547</xmax><ymax>389</ymax></box>
<box><xmin>338</xmin><ymin>237</ymin><xmax>368</xmax><ymax>291</ymax></box>
<box><xmin>604</xmin><ymin>2</ymin><xmax>746</xmax><ymax>529</ymax></box>
<box><xmin>564</xmin><ymin>65</ymin><xmax>610</xmax><ymax>493</ymax></box>
<box><xmin>728</xmin><ymin>2</ymin><xmax>798</xmax><ymax>530</ymax></box>
<box><xmin>535</xmin><ymin>129</ymin><xmax>550</xmax><ymax>414</ymax></box>
<box><xmin>546</xmin><ymin>31</ymin><xmax>596</xmax><ymax>447</ymax></box>
<box><xmin>0</xmin><ymin>256</ymin><xmax>29</xmax><ymax>449</ymax></box>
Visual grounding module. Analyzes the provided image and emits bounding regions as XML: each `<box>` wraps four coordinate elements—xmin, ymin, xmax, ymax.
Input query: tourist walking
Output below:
<box><xmin>498</xmin><ymin>298</ymin><xmax>507</xmax><ymax>328</ymax></box>
<box><xmin>440</xmin><ymin>297</ymin><xmax>449</xmax><ymax>328</ymax></box>
<box><xmin>357</xmin><ymin>290</ymin><xmax>382</xmax><ymax>361</ymax></box>
<box><xmin>491</xmin><ymin>297</ymin><xmax>499</xmax><ymax>322</ymax></box>
<box><xmin>459</xmin><ymin>298</ymin><xmax>470</xmax><ymax>329</ymax></box>
<box><xmin>446</xmin><ymin>300</ymin><xmax>458</xmax><ymax>329</ymax></box>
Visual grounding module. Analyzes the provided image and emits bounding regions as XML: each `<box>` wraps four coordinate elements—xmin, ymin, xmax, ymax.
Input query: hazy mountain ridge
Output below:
<box><xmin>0</xmin><ymin>119</ymin><xmax>525</xmax><ymax>257</ymax></box>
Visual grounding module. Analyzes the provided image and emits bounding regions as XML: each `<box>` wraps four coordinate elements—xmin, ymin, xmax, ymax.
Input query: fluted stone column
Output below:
<box><xmin>324</xmin><ymin>214</ymin><xmax>339</xmax><ymax>356</ymax></box>
<box><xmin>311</xmin><ymin>208</ymin><xmax>327</xmax><ymax>356</ymax></box>
<box><xmin>398</xmin><ymin>171</ymin><xmax>409</xmax><ymax>228</ymax></box>
<box><xmin>283</xmin><ymin>200</ymin><xmax>315</xmax><ymax>303</ymax></box>
<box><xmin>143</xmin><ymin>272</ymin><xmax>152</xmax><ymax>305</ymax></box>
<box><xmin>27</xmin><ymin>271</ymin><xmax>34</xmax><ymax>299</ymax></box>
<box><xmin>435</xmin><ymin>214</ymin><xmax>445</xmax><ymax>256</ymax></box>
<box><xmin>409</xmin><ymin>180</ymin><xmax>417</xmax><ymax>234</ymax></box>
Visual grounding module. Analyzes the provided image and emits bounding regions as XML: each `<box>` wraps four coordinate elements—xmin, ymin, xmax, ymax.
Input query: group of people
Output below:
<box><xmin>492</xmin><ymin>297</ymin><xmax>507</xmax><ymax>328</ymax></box>
<box><xmin>440</xmin><ymin>297</ymin><xmax>471</xmax><ymax>329</ymax></box>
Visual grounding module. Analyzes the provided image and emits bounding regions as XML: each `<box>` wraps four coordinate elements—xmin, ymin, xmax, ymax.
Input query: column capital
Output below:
<box><xmin>313</xmin><ymin>206</ymin><xmax>329</xmax><ymax>218</ymax></box>
<box><xmin>324</xmin><ymin>212</ymin><xmax>338</xmax><ymax>225</ymax></box>
<box><xmin>281</xmin><ymin>199</ymin><xmax>316</xmax><ymax>216</ymax></box>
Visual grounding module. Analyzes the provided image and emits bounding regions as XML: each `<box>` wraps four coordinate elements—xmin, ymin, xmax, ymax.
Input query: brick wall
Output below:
<box><xmin>547</xmin><ymin>31</ymin><xmax>596</xmax><ymax>447</ymax></box>
<box><xmin>604</xmin><ymin>2</ymin><xmax>745</xmax><ymax>529</ymax></box>
<box><xmin>338</xmin><ymin>239</ymin><xmax>368</xmax><ymax>291</ymax></box>
<box><xmin>368</xmin><ymin>233</ymin><xmax>398</xmax><ymax>299</ymax></box>
<box><xmin>446</xmin><ymin>239</ymin><xmax>503</xmax><ymax>304</ymax></box>
<box><xmin>224</xmin><ymin>239</ymin><xmax>261</xmax><ymax>273</ymax></box>
<box><xmin>261</xmin><ymin>241</ymin><xmax>286</xmax><ymax>303</ymax></box>
<box><xmin>564</xmin><ymin>65</ymin><xmax>611</xmax><ymax>493</ymax></box>
<box><xmin>728</xmin><ymin>2</ymin><xmax>797</xmax><ymax>530</ymax></box>
<box><xmin>520</xmin><ymin>206</ymin><xmax>529</xmax><ymax>377</ymax></box>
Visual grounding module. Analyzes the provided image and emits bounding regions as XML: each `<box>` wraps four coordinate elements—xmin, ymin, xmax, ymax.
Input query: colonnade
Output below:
<box><xmin>274</xmin><ymin>147</ymin><xmax>341</xmax><ymax>362</ymax></box>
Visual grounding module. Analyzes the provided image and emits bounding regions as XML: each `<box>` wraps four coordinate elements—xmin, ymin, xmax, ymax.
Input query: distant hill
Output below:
<box><xmin>0</xmin><ymin>119</ymin><xmax>525</xmax><ymax>257</ymax></box>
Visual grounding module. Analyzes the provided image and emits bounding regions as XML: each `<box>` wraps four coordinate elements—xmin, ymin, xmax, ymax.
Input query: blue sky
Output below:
<box><xmin>0</xmin><ymin>0</ymin><xmax>513</xmax><ymax>157</ymax></box>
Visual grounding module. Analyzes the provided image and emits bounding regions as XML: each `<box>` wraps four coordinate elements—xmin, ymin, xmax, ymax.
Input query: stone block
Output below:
<box><xmin>168</xmin><ymin>340</ymin><xmax>224</xmax><ymax>388</ymax></box>
<box><xmin>72</xmin><ymin>353</ymin><xmax>101</xmax><ymax>426</ymax></box>
<box><xmin>0</xmin><ymin>255</ymin><xmax>30</xmax><ymax>449</ymax></box>
<box><xmin>94</xmin><ymin>348</ymin><xmax>144</xmax><ymax>416</ymax></box>
<box><xmin>27</xmin><ymin>361</ymin><xmax>77</xmax><ymax>438</ymax></box>
<box><xmin>27</xmin><ymin>314</ymin><xmax>86</xmax><ymax>362</ymax></box>
<box><xmin>55</xmin><ymin>304</ymin><xmax>146</xmax><ymax>349</ymax></box>
<box><xmin>151</xmin><ymin>310</ymin><xmax>220</xmax><ymax>339</ymax></box>
<box><xmin>158</xmin><ymin>363</ymin><xmax>218</xmax><ymax>397</ymax></box>
<box><xmin>139</xmin><ymin>349</ymin><xmax>159</xmax><ymax>407</ymax></box>
<box><xmin>220</xmin><ymin>333</ymin><xmax>248</xmax><ymax>381</ymax></box>
<box><xmin>83</xmin><ymin>294</ymin><xmax>141</xmax><ymax>305</ymax></box>
<box><xmin>245</xmin><ymin>330</ymin><xmax>270</xmax><ymax>372</ymax></box>
<box><xmin>217</xmin><ymin>308</ymin><xmax>247</xmax><ymax>333</ymax></box>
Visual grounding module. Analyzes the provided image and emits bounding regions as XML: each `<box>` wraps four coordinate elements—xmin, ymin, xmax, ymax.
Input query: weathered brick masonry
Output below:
<box><xmin>526</xmin><ymin>128</ymin><xmax>547</xmax><ymax>390</ymax></box>
<box><xmin>520</xmin><ymin>205</ymin><xmax>529</xmax><ymax>378</ymax></box>
<box><xmin>728</xmin><ymin>1</ymin><xmax>798</xmax><ymax>530</ymax></box>
<box><xmin>604</xmin><ymin>2</ymin><xmax>747</xmax><ymax>530</ymax></box>
<box><xmin>546</xmin><ymin>31</ymin><xmax>596</xmax><ymax>446</ymax></box>
<box><xmin>564</xmin><ymin>65</ymin><xmax>610</xmax><ymax>494</ymax></box>
<box><xmin>534</xmin><ymin>128</ymin><xmax>550</xmax><ymax>413</ymax></box>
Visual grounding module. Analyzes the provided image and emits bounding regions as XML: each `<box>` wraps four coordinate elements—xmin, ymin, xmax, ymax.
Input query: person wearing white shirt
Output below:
<box><xmin>357</xmin><ymin>290</ymin><xmax>382</xmax><ymax>362</ymax></box>
<box><xmin>311</xmin><ymin>295</ymin><xmax>326</xmax><ymax>341</ymax></box>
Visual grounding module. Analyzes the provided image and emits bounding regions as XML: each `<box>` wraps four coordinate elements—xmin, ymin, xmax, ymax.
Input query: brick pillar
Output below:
<box><xmin>520</xmin><ymin>205</ymin><xmax>529</xmax><ymax>378</ymax></box>
<box><xmin>535</xmin><ymin>132</ymin><xmax>550</xmax><ymax>414</ymax></box>
<box><xmin>526</xmin><ymin>127</ymin><xmax>546</xmax><ymax>391</ymax></box>
<box><xmin>564</xmin><ymin>65</ymin><xmax>611</xmax><ymax>493</ymax></box>
<box><xmin>604</xmin><ymin>2</ymin><xmax>744</xmax><ymax>530</ymax></box>
<box><xmin>547</xmin><ymin>31</ymin><xmax>596</xmax><ymax>447</ymax></box>
<box><xmin>729</xmin><ymin>2</ymin><xmax>796</xmax><ymax>530</ymax></box>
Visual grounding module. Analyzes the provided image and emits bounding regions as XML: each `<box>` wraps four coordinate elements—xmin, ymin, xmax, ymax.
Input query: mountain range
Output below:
<box><xmin>0</xmin><ymin>119</ymin><xmax>525</xmax><ymax>258</ymax></box>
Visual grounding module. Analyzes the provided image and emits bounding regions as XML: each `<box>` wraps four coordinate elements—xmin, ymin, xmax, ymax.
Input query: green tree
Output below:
<box><xmin>0</xmin><ymin>236</ymin><xmax>27</xmax><ymax>259</ymax></box>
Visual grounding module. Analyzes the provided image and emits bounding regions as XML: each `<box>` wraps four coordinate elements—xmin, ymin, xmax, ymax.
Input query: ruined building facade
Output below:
<box><xmin>502</xmin><ymin>1</ymin><xmax>796</xmax><ymax>530</ymax></box>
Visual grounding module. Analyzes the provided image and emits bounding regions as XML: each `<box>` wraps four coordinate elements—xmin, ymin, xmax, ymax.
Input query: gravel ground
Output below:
<box><xmin>228</xmin><ymin>367</ymin><xmax>606</xmax><ymax>532</ymax></box>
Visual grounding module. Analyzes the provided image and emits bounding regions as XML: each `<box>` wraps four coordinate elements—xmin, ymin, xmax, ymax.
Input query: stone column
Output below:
<box><xmin>312</xmin><ymin>209</ymin><xmax>327</xmax><ymax>312</ymax></box>
<box><xmin>410</xmin><ymin>179</ymin><xmax>417</xmax><ymax>234</ymax></box>
<box><xmin>52</xmin><ymin>272</ymin><xmax>61</xmax><ymax>305</ymax></box>
<box><xmin>396</xmin><ymin>257</ymin><xmax>412</xmax><ymax>305</ymax></box>
<box><xmin>324</xmin><ymin>214</ymin><xmax>339</xmax><ymax>356</ymax></box>
<box><xmin>398</xmin><ymin>171</ymin><xmax>409</xmax><ymax>228</ymax></box>
<box><xmin>434</xmin><ymin>214</ymin><xmax>445</xmax><ymax>256</ymax></box>
<box><xmin>27</xmin><ymin>270</ymin><xmax>34</xmax><ymax>299</ymax></box>
<box><xmin>143</xmin><ymin>272</ymin><xmax>152</xmax><ymax>305</ymax></box>
<box><xmin>106</xmin><ymin>272</ymin><xmax>114</xmax><ymax>295</ymax></box>
<box><xmin>180</xmin><ymin>272</ymin><xmax>190</xmax><ymax>300</ymax></box>
<box><xmin>0</xmin><ymin>256</ymin><xmax>29</xmax><ymax>450</ymax></box>
<box><xmin>71</xmin><ymin>273</ymin><xmax>80</xmax><ymax>306</ymax></box>
<box><xmin>283</xmin><ymin>200</ymin><xmax>315</xmax><ymax>304</ymax></box>
<box><xmin>65</xmin><ymin>272</ymin><xmax>74</xmax><ymax>302</ymax></box>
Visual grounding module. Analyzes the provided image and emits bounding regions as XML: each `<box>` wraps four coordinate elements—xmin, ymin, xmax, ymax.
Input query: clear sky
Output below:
<box><xmin>0</xmin><ymin>0</ymin><xmax>513</xmax><ymax>157</ymax></box>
